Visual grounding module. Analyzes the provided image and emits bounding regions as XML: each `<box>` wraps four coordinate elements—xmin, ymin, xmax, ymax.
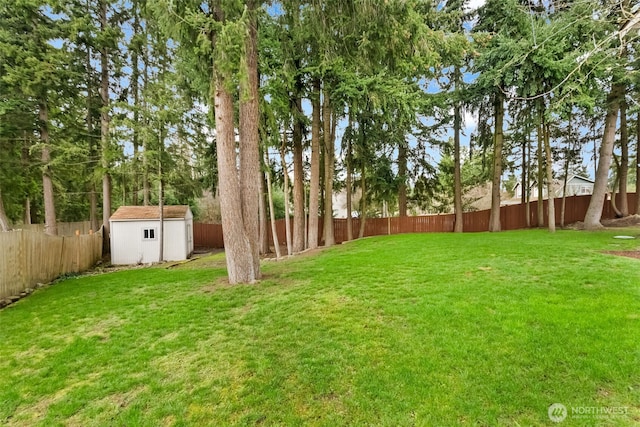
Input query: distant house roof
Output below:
<box><xmin>110</xmin><ymin>205</ymin><xmax>191</xmax><ymax>221</ymax></box>
<box><xmin>566</xmin><ymin>175</ymin><xmax>594</xmax><ymax>184</ymax></box>
<box><xmin>513</xmin><ymin>175</ymin><xmax>594</xmax><ymax>190</ymax></box>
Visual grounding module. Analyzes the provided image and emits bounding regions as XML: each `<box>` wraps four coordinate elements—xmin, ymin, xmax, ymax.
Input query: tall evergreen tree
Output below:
<box><xmin>473</xmin><ymin>0</ymin><xmax>528</xmax><ymax>231</ymax></box>
<box><xmin>154</xmin><ymin>0</ymin><xmax>261</xmax><ymax>283</ymax></box>
<box><xmin>0</xmin><ymin>0</ymin><xmax>71</xmax><ymax>234</ymax></box>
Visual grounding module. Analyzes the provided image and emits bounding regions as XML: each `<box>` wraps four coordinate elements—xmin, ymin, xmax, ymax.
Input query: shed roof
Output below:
<box><xmin>110</xmin><ymin>205</ymin><xmax>191</xmax><ymax>221</ymax></box>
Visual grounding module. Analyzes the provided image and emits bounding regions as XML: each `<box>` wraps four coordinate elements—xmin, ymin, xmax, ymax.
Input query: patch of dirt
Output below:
<box><xmin>603</xmin><ymin>251</ymin><xmax>640</xmax><ymax>260</ymax></box>
<box><xmin>162</xmin><ymin>415</ymin><xmax>177</xmax><ymax>427</ymax></box>
<box><xmin>566</xmin><ymin>221</ymin><xmax>587</xmax><ymax>230</ymax></box>
<box><xmin>568</xmin><ymin>215</ymin><xmax>640</xmax><ymax>230</ymax></box>
<box><xmin>200</xmin><ymin>284</ymin><xmax>220</xmax><ymax>293</ymax></box>
<box><xmin>602</xmin><ymin>214</ymin><xmax>640</xmax><ymax>227</ymax></box>
<box><xmin>170</xmin><ymin>251</ymin><xmax>226</xmax><ymax>270</ymax></box>
<box><xmin>262</xmin><ymin>243</ymin><xmax>337</xmax><ymax>261</ymax></box>
<box><xmin>79</xmin><ymin>315</ymin><xmax>126</xmax><ymax>342</ymax></box>
<box><xmin>199</xmin><ymin>275</ymin><xmax>256</xmax><ymax>293</ymax></box>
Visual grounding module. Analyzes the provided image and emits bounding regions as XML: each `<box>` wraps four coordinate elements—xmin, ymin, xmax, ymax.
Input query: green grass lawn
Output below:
<box><xmin>1</xmin><ymin>229</ymin><xmax>640</xmax><ymax>426</ymax></box>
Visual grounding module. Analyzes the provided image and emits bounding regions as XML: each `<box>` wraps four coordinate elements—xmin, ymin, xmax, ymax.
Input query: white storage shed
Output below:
<box><xmin>109</xmin><ymin>205</ymin><xmax>194</xmax><ymax>265</ymax></box>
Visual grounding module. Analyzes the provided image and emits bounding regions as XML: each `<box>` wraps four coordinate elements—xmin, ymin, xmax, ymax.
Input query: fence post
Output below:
<box><xmin>59</xmin><ymin>235</ymin><xmax>66</xmax><ymax>276</ymax></box>
<box><xmin>75</xmin><ymin>229</ymin><xmax>80</xmax><ymax>273</ymax></box>
<box><xmin>19</xmin><ymin>230</ymin><xmax>27</xmax><ymax>294</ymax></box>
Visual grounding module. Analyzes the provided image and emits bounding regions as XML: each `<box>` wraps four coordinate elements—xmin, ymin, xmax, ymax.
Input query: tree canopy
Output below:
<box><xmin>1</xmin><ymin>0</ymin><xmax>639</xmax><ymax>279</ymax></box>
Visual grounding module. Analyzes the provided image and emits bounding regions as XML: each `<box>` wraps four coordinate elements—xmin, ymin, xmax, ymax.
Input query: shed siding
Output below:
<box><xmin>185</xmin><ymin>217</ymin><xmax>194</xmax><ymax>255</ymax></box>
<box><xmin>163</xmin><ymin>220</ymin><xmax>188</xmax><ymax>261</ymax></box>
<box><xmin>111</xmin><ymin>220</ymin><xmax>156</xmax><ymax>264</ymax></box>
<box><xmin>110</xmin><ymin>218</ymin><xmax>193</xmax><ymax>265</ymax></box>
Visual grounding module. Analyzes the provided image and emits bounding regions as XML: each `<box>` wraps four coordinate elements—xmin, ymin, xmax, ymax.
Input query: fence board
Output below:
<box><xmin>0</xmin><ymin>229</ymin><xmax>103</xmax><ymax>300</ymax></box>
<box><xmin>0</xmin><ymin>232</ymin><xmax>22</xmax><ymax>298</ymax></box>
<box><xmin>18</xmin><ymin>221</ymin><xmax>97</xmax><ymax>236</ymax></box>
<box><xmin>193</xmin><ymin>222</ymin><xmax>224</xmax><ymax>249</ymax></box>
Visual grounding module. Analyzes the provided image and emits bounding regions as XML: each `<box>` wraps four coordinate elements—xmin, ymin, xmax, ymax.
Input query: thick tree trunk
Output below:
<box><xmin>308</xmin><ymin>79</ymin><xmax>321</xmax><ymax>249</ymax></box>
<box><xmin>214</xmin><ymin>82</ymin><xmax>256</xmax><ymax>283</ymax></box>
<box><xmin>543</xmin><ymin>122</ymin><xmax>556</xmax><ymax>232</ymax></box>
<box><xmin>398</xmin><ymin>141</ymin><xmax>408</xmax><ymax>218</ymax></box>
<box><xmin>239</xmin><ymin>1</ymin><xmax>261</xmax><ymax>276</ymax></box>
<box><xmin>584</xmin><ymin>83</ymin><xmax>624</xmax><ymax>229</ymax></box>
<box><xmin>0</xmin><ymin>186</ymin><xmax>11</xmax><ymax>231</ymax></box>
<box><xmin>211</xmin><ymin>1</ymin><xmax>260</xmax><ymax>283</ymax></box>
<box><xmin>39</xmin><ymin>101</ymin><xmax>57</xmax><ymax>236</ymax></box>
<box><xmin>488</xmin><ymin>93</ymin><xmax>504</xmax><ymax>232</ymax></box>
<box><xmin>323</xmin><ymin>91</ymin><xmax>335</xmax><ymax>246</ymax></box>
<box><xmin>619</xmin><ymin>96</ymin><xmax>629</xmax><ymax>216</ymax></box>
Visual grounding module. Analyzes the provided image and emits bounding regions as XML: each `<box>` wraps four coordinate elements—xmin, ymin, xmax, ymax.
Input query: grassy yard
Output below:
<box><xmin>1</xmin><ymin>229</ymin><xmax>639</xmax><ymax>426</ymax></box>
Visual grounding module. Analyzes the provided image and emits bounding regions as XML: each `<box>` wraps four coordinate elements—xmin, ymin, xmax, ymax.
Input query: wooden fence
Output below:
<box><xmin>0</xmin><ymin>229</ymin><xmax>103</xmax><ymax>301</ymax></box>
<box><xmin>194</xmin><ymin>193</ymin><xmax>639</xmax><ymax>249</ymax></box>
<box><xmin>18</xmin><ymin>221</ymin><xmax>97</xmax><ymax>236</ymax></box>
